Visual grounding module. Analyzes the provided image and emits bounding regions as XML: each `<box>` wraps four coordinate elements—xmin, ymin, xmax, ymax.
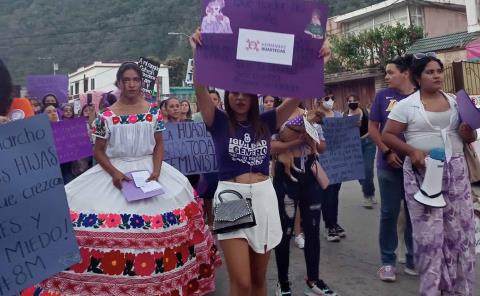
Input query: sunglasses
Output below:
<box><xmin>413</xmin><ymin>52</ymin><xmax>436</xmax><ymax>60</ymax></box>
<box><xmin>323</xmin><ymin>96</ymin><xmax>334</xmax><ymax>101</ymax></box>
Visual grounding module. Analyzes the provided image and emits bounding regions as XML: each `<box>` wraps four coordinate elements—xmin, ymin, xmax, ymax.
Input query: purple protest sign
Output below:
<box><xmin>457</xmin><ymin>89</ymin><xmax>480</xmax><ymax>129</ymax></box>
<box><xmin>195</xmin><ymin>0</ymin><xmax>328</xmax><ymax>99</ymax></box>
<box><xmin>27</xmin><ymin>75</ymin><xmax>69</xmax><ymax>104</ymax></box>
<box><xmin>50</xmin><ymin>117</ymin><xmax>93</xmax><ymax>164</ymax></box>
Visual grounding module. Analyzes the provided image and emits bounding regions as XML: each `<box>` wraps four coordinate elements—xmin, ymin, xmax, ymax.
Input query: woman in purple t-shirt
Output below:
<box><xmin>190</xmin><ymin>30</ymin><xmax>330</xmax><ymax>295</ymax></box>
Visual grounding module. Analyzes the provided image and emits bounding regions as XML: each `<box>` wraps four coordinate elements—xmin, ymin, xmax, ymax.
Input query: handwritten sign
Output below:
<box><xmin>0</xmin><ymin>115</ymin><xmax>80</xmax><ymax>295</ymax></box>
<box><xmin>304</xmin><ymin>116</ymin><xmax>320</xmax><ymax>144</ymax></box>
<box><xmin>195</xmin><ymin>0</ymin><xmax>328</xmax><ymax>99</ymax></box>
<box><xmin>26</xmin><ymin>75</ymin><xmax>69</xmax><ymax>104</ymax></box>
<box><xmin>138</xmin><ymin>57</ymin><xmax>160</xmax><ymax>94</ymax></box>
<box><xmin>319</xmin><ymin>116</ymin><xmax>365</xmax><ymax>184</ymax></box>
<box><xmin>50</xmin><ymin>117</ymin><xmax>93</xmax><ymax>164</ymax></box>
<box><xmin>163</xmin><ymin>122</ymin><xmax>218</xmax><ymax>175</ymax></box>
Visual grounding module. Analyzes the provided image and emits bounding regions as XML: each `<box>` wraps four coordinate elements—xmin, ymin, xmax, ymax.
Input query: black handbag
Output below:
<box><xmin>212</xmin><ymin>189</ymin><xmax>256</xmax><ymax>234</ymax></box>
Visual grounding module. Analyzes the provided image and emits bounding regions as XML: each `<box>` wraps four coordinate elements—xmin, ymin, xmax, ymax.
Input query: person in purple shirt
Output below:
<box><xmin>368</xmin><ymin>54</ymin><xmax>417</xmax><ymax>282</ymax></box>
<box><xmin>191</xmin><ymin>29</ymin><xmax>331</xmax><ymax>296</ymax></box>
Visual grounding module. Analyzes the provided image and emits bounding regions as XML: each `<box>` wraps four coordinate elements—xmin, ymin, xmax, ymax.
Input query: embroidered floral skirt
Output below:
<box><xmin>22</xmin><ymin>157</ymin><xmax>221</xmax><ymax>296</ymax></box>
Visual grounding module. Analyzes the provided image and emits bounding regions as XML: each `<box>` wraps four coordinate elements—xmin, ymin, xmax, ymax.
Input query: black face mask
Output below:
<box><xmin>348</xmin><ymin>102</ymin><xmax>359</xmax><ymax>110</ymax></box>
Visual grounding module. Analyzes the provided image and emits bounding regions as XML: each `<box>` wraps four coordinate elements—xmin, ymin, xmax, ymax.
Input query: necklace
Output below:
<box><xmin>237</xmin><ymin>121</ymin><xmax>251</xmax><ymax>128</ymax></box>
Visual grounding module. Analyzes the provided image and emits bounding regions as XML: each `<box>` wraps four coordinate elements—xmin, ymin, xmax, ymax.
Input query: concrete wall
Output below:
<box><xmin>424</xmin><ymin>6</ymin><xmax>468</xmax><ymax>37</ymax></box>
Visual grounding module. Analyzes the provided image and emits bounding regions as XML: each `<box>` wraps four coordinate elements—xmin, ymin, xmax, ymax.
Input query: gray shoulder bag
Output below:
<box><xmin>212</xmin><ymin>189</ymin><xmax>256</xmax><ymax>234</ymax></box>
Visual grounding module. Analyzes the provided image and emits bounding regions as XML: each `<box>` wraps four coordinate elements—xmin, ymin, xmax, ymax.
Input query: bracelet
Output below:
<box><xmin>382</xmin><ymin>148</ymin><xmax>392</xmax><ymax>160</ymax></box>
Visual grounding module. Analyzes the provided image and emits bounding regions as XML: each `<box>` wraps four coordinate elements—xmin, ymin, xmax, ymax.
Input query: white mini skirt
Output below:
<box><xmin>214</xmin><ymin>179</ymin><xmax>282</xmax><ymax>253</ymax></box>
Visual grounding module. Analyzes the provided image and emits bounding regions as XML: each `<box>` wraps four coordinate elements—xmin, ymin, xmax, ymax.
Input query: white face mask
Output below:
<box><xmin>322</xmin><ymin>100</ymin><xmax>334</xmax><ymax>110</ymax></box>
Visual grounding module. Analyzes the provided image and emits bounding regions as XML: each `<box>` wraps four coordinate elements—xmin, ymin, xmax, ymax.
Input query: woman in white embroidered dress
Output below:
<box><xmin>23</xmin><ymin>62</ymin><xmax>220</xmax><ymax>296</ymax></box>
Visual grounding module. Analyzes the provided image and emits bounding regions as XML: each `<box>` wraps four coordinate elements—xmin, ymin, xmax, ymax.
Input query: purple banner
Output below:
<box><xmin>50</xmin><ymin>117</ymin><xmax>93</xmax><ymax>164</ymax></box>
<box><xmin>27</xmin><ymin>75</ymin><xmax>69</xmax><ymax>104</ymax></box>
<box><xmin>196</xmin><ymin>0</ymin><xmax>328</xmax><ymax>99</ymax></box>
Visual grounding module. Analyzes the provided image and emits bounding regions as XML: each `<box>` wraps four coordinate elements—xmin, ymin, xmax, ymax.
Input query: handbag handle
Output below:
<box><xmin>217</xmin><ymin>189</ymin><xmax>244</xmax><ymax>203</ymax></box>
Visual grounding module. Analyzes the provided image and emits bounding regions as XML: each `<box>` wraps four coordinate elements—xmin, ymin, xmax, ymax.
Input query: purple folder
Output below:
<box><xmin>456</xmin><ymin>89</ymin><xmax>480</xmax><ymax>129</ymax></box>
<box><xmin>121</xmin><ymin>171</ymin><xmax>165</xmax><ymax>202</ymax></box>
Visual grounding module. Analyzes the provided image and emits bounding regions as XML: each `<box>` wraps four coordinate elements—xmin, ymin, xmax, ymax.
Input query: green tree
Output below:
<box><xmin>326</xmin><ymin>24</ymin><xmax>424</xmax><ymax>73</ymax></box>
<box><xmin>164</xmin><ymin>57</ymin><xmax>186</xmax><ymax>87</ymax></box>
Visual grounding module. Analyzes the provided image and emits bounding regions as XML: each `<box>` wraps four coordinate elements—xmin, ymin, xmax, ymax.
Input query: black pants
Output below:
<box><xmin>273</xmin><ymin>156</ymin><xmax>323</xmax><ymax>283</ymax></box>
<box><xmin>321</xmin><ymin>183</ymin><xmax>342</xmax><ymax>229</ymax></box>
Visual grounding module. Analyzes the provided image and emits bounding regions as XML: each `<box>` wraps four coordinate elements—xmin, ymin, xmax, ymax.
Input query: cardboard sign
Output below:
<box><xmin>195</xmin><ymin>0</ymin><xmax>328</xmax><ymax>99</ymax></box>
<box><xmin>457</xmin><ymin>90</ymin><xmax>480</xmax><ymax>129</ymax></box>
<box><xmin>319</xmin><ymin>116</ymin><xmax>365</xmax><ymax>184</ymax></box>
<box><xmin>163</xmin><ymin>122</ymin><xmax>218</xmax><ymax>175</ymax></box>
<box><xmin>50</xmin><ymin>117</ymin><xmax>93</xmax><ymax>164</ymax></box>
<box><xmin>185</xmin><ymin>59</ymin><xmax>194</xmax><ymax>86</ymax></box>
<box><xmin>0</xmin><ymin>115</ymin><xmax>80</xmax><ymax>295</ymax></box>
<box><xmin>26</xmin><ymin>75</ymin><xmax>69</xmax><ymax>104</ymax></box>
<box><xmin>303</xmin><ymin>116</ymin><xmax>320</xmax><ymax>143</ymax></box>
<box><xmin>138</xmin><ymin>57</ymin><xmax>160</xmax><ymax>94</ymax></box>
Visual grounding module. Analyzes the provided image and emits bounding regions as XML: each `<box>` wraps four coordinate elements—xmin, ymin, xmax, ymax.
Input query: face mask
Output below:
<box><xmin>322</xmin><ymin>100</ymin><xmax>334</xmax><ymax>110</ymax></box>
<box><xmin>348</xmin><ymin>102</ymin><xmax>359</xmax><ymax>110</ymax></box>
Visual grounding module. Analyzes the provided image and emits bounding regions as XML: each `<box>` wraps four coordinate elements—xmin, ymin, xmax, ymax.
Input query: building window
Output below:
<box><xmin>91</xmin><ymin>78</ymin><xmax>95</xmax><ymax>90</ymax></box>
<box><xmin>75</xmin><ymin>82</ymin><xmax>79</xmax><ymax>95</ymax></box>
<box><xmin>83</xmin><ymin>78</ymin><xmax>88</xmax><ymax>92</ymax></box>
<box><xmin>70</xmin><ymin>85</ymin><xmax>73</xmax><ymax>96</ymax></box>
<box><xmin>410</xmin><ymin>6</ymin><xmax>423</xmax><ymax>27</ymax></box>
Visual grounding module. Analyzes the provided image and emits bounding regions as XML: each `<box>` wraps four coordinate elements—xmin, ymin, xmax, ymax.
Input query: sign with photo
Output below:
<box><xmin>195</xmin><ymin>0</ymin><xmax>328</xmax><ymax>99</ymax></box>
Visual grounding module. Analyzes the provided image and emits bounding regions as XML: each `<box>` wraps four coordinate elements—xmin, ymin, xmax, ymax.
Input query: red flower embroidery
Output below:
<box><xmin>199</xmin><ymin>263</ymin><xmax>213</xmax><ymax>278</ymax></box>
<box><xmin>91</xmin><ymin>249</ymin><xmax>104</xmax><ymax>259</ymax></box>
<box><xmin>69</xmin><ymin>248</ymin><xmax>91</xmax><ymax>273</ymax></box>
<box><xmin>153</xmin><ymin>252</ymin><xmax>163</xmax><ymax>260</ymax></box>
<box><xmin>191</xmin><ymin>229</ymin><xmax>204</xmax><ymax>244</ymax></box>
<box><xmin>104</xmin><ymin>214</ymin><xmax>121</xmax><ymax>228</ymax></box>
<box><xmin>112</xmin><ymin>116</ymin><xmax>121</xmax><ymax>124</ymax></box>
<box><xmin>186</xmin><ymin>279</ymin><xmax>199</xmax><ymax>294</ymax></box>
<box><xmin>146</xmin><ymin>114</ymin><xmax>153</xmax><ymax>122</ymax></box>
<box><xmin>101</xmin><ymin>250</ymin><xmax>125</xmax><ymax>275</ymax></box>
<box><xmin>133</xmin><ymin>252</ymin><xmax>155</xmax><ymax>276</ymax></box>
<box><xmin>142</xmin><ymin>215</ymin><xmax>152</xmax><ymax>223</ymax></box>
<box><xmin>103</xmin><ymin>110</ymin><xmax>113</xmax><ymax>117</ymax></box>
<box><xmin>70</xmin><ymin>211</ymin><xmax>79</xmax><ymax>222</ymax></box>
<box><xmin>128</xmin><ymin>115</ymin><xmax>138</xmax><ymax>124</ymax></box>
<box><xmin>163</xmin><ymin>248</ymin><xmax>176</xmax><ymax>272</ymax></box>
<box><xmin>150</xmin><ymin>215</ymin><xmax>164</xmax><ymax>229</ymax></box>
<box><xmin>185</xmin><ymin>202</ymin><xmax>200</xmax><ymax>219</ymax></box>
<box><xmin>179</xmin><ymin>243</ymin><xmax>189</xmax><ymax>264</ymax></box>
<box><xmin>21</xmin><ymin>287</ymin><xmax>36</xmax><ymax>296</ymax></box>
<box><xmin>125</xmin><ymin>252</ymin><xmax>136</xmax><ymax>262</ymax></box>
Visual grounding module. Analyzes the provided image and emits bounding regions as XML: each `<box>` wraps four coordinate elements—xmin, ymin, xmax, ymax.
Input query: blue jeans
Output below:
<box><xmin>359</xmin><ymin>136</ymin><xmax>376</xmax><ymax>197</ymax></box>
<box><xmin>378</xmin><ymin>168</ymin><xmax>414</xmax><ymax>268</ymax></box>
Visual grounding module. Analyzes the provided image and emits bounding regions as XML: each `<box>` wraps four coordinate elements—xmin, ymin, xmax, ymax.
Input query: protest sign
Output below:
<box><xmin>457</xmin><ymin>90</ymin><xmax>480</xmax><ymax>129</ymax></box>
<box><xmin>185</xmin><ymin>59</ymin><xmax>194</xmax><ymax>86</ymax></box>
<box><xmin>26</xmin><ymin>75</ymin><xmax>69</xmax><ymax>104</ymax></box>
<box><xmin>163</xmin><ymin>122</ymin><xmax>217</xmax><ymax>175</ymax></box>
<box><xmin>138</xmin><ymin>57</ymin><xmax>160</xmax><ymax>94</ymax></box>
<box><xmin>50</xmin><ymin>117</ymin><xmax>93</xmax><ymax>164</ymax></box>
<box><xmin>0</xmin><ymin>115</ymin><xmax>80</xmax><ymax>295</ymax></box>
<box><xmin>195</xmin><ymin>0</ymin><xmax>328</xmax><ymax>99</ymax></box>
<box><xmin>319</xmin><ymin>116</ymin><xmax>365</xmax><ymax>184</ymax></box>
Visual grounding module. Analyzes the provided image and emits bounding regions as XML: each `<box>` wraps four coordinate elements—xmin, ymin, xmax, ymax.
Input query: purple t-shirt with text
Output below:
<box><xmin>207</xmin><ymin>108</ymin><xmax>277</xmax><ymax>181</ymax></box>
<box><xmin>369</xmin><ymin>88</ymin><xmax>409</xmax><ymax>170</ymax></box>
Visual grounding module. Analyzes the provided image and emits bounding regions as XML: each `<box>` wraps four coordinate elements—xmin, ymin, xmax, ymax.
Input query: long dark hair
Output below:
<box><xmin>386</xmin><ymin>54</ymin><xmax>413</xmax><ymax>73</ymax></box>
<box><xmin>224</xmin><ymin>91</ymin><xmax>269</xmax><ymax>141</ymax></box>
<box><xmin>410</xmin><ymin>56</ymin><xmax>444</xmax><ymax>89</ymax></box>
<box><xmin>0</xmin><ymin>59</ymin><xmax>13</xmax><ymax>116</ymax></box>
<box><xmin>180</xmin><ymin>99</ymin><xmax>192</xmax><ymax>119</ymax></box>
<box><xmin>115</xmin><ymin>62</ymin><xmax>143</xmax><ymax>87</ymax></box>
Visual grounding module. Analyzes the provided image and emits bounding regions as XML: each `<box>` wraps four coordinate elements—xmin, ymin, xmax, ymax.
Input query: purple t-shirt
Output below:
<box><xmin>207</xmin><ymin>108</ymin><xmax>277</xmax><ymax>181</ymax></box>
<box><xmin>369</xmin><ymin>88</ymin><xmax>409</xmax><ymax>170</ymax></box>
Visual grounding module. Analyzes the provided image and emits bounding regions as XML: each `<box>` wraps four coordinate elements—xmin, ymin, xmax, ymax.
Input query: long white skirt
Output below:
<box><xmin>29</xmin><ymin>156</ymin><xmax>221</xmax><ymax>296</ymax></box>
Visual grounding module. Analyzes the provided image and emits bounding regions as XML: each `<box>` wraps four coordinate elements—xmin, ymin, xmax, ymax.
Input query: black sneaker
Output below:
<box><xmin>304</xmin><ymin>279</ymin><xmax>338</xmax><ymax>295</ymax></box>
<box><xmin>325</xmin><ymin>228</ymin><xmax>340</xmax><ymax>242</ymax></box>
<box><xmin>275</xmin><ymin>281</ymin><xmax>292</xmax><ymax>296</ymax></box>
<box><xmin>334</xmin><ymin>224</ymin><xmax>346</xmax><ymax>238</ymax></box>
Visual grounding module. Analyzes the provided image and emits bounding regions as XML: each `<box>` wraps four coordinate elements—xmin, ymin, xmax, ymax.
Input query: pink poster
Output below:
<box><xmin>467</xmin><ymin>38</ymin><xmax>480</xmax><ymax>60</ymax></box>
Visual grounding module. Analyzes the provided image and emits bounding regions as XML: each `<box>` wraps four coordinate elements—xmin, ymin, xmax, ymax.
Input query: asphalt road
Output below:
<box><xmin>209</xmin><ymin>178</ymin><xmax>480</xmax><ymax>296</ymax></box>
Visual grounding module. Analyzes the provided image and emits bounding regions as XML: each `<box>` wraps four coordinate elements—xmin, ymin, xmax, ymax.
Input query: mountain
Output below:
<box><xmin>0</xmin><ymin>0</ymin><xmax>383</xmax><ymax>85</ymax></box>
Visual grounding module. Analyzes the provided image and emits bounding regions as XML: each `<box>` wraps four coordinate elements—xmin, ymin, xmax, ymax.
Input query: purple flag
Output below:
<box><xmin>457</xmin><ymin>89</ymin><xmax>480</xmax><ymax>129</ymax></box>
<box><xmin>27</xmin><ymin>75</ymin><xmax>69</xmax><ymax>104</ymax></box>
<box><xmin>195</xmin><ymin>0</ymin><xmax>328</xmax><ymax>99</ymax></box>
<box><xmin>50</xmin><ymin>117</ymin><xmax>93</xmax><ymax>163</ymax></box>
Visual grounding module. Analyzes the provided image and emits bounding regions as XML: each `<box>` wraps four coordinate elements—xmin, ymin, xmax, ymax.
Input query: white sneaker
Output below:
<box><xmin>404</xmin><ymin>267</ymin><xmax>418</xmax><ymax>276</ymax></box>
<box><xmin>363</xmin><ymin>197</ymin><xmax>374</xmax><ymax>209</ymax></box>
<box><xmin>294</xmin><ymin>233</ymin><xmax>305</xmax><ymax>249</ymax></box>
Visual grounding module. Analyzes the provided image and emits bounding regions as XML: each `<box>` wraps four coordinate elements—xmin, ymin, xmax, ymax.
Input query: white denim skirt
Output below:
<box><xmin>214</xmin><ymin>179</ymin><xmax>282</xmax><ymax>253</ymax></box>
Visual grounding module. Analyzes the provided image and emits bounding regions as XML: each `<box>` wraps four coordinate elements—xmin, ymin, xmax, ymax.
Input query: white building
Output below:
<box><xmin>68</xmin><ymin>61</ymin><xmax>170</xmax><ymax>98</ymax></box>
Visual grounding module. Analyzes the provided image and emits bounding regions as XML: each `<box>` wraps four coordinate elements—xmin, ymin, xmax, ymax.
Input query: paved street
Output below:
<box><xmin>210</xmin><ymin>178</ymin><xmax>480</xmax><ymax>296</ymax></box>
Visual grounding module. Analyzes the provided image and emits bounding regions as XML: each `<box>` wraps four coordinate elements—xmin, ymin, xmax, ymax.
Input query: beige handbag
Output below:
<box><xmin>464</xmin><ymin>143</ymin><xmax>480</xmax><ymax>183</ymax></box>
